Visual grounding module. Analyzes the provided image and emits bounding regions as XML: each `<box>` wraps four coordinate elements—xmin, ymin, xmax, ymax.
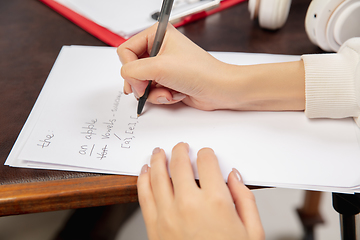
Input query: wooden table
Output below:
<box><xmin>0</xmin><ymin>0</ymin><xmax>320</xmax><ymax>217</ymax></box>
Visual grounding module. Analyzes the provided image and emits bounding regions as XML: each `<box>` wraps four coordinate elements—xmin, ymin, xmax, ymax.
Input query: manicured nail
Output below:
<box><xmin>140</xmin><ymin>164</ymin><xmax>149</xmax><ymax>174</ymax></box>
<box><xmin>178</xmin><ymin>142</ymin><xmax>189</xmax><ymax>151</ymax></box>
<box><xmin>232</xmin><ymin>168</ymin><xmax>243</xmax><ymax>183</ymax></box>
<box><xmin>172</xmin><ymin>93</ymin><xmax>186</xmax><ymax>101</ymax></box>
<box><xmin>157</xmin><ymin>96</ymin><xmax>170</xmax><ymax>104</ymax></box>
<box><xmin>131</xmin><ymin>86</ymin><xmax>139</xmax><ymax>99</ymax></box>
<box><xmin>152</xmin><ymin>147</ymin><xmax>161</xmax><ymax>155</ymax></box>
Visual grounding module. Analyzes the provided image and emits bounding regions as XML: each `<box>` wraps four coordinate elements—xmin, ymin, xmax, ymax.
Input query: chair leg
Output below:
<box><xmin>296</xmin><ymin>190</ymin><xmax>324</xmax><ymax>240</ymax></box>
<box><xmin>332</xmin><ymin>192</ymin><xmax>360</xmax><ymax>240</ymax></box>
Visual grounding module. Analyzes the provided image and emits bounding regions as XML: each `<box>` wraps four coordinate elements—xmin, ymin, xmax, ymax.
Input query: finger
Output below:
<box><xmin>117</xmin><ymin>23</ymin><xmax>158</xmax><ymax>65</ymax></box>
<box><xmin>196</xmin><ymin>148</ymin><xmax>229</xmax><ymax>194</ymax></box>
<box><xmin>123</xmin><ymin>80</ymin><xmax>132</xmax><ymax>95</ymax></box>
<box><xmin>118</xmin><ymin>24</ymin><xmax>158</xmax><ymax>96</ymax></box>
<box><xmin>169</xmin><ymin>142</ymin><xmax>198</xmax><ymax>195</ymax></box>
<box><xmin>227</xmin><ymin>169</ymin><xmax>265</xmax><ymax>240</ymax></box>
<box><xmin>137</xmin><ymin>165</ymin><xmax>158</xmax><ymax>232</ymax></box>
<box><xmin>150</xmin><ymin>147</ymin><xmax>174</xmax><ymax>208</ymax></box>
<box><xmin>122</xmin><ymin>61</ymin><xmax>187</xmax><ymax>102</ymax></box>
<box><xmin>120</xmin><ymin>57</ymin><xmax>161</xmax><ymax>97</ymax></box>
<box><xmin>147</xmin><ymin>87</ymin><xmax>186</xmax><ymax>105</ymax></box>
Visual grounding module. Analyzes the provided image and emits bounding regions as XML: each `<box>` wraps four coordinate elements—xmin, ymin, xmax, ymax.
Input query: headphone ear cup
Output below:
<box><xmin>326</xmin><ymin>0</ymin><xmax>360</xmax><ymax>52</ymax></box>
<box><xmin>258</xmin><ymin>0</ymin><xmax>292</xmax><ymax>30</ymax></box>
<box><xmin>305</xmin><ymin>0</ymin><xmax>349</xmax><ymax>52</ymax></box>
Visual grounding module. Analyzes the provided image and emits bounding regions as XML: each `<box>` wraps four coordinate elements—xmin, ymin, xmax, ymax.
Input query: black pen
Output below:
<box><xmin>137</xmin><ymin>0</ymin><xmax>174</xmax><ymax>117</ymax></box>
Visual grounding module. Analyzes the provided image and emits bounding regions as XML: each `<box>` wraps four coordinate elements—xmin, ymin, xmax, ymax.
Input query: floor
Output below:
<box><xmin>0</xmin><ymin>188</ymin><xmax>341</xmax><ymax>240</ymax></box>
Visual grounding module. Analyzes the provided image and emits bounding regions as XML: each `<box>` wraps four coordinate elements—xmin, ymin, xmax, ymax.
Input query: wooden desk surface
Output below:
<box><xmin>0</xmin><ymin>0</ymin><xmax>320</xmax><ymax>216</ymax></box>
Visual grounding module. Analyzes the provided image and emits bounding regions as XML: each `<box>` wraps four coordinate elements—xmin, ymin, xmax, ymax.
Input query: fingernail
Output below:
<box><xmin>152</xmin><ymin>147</ymin><xmax>161</xmax><ymax>155</ymax></box>
<box><xmin>178</xmin><ymin>142</ymin><xmax>189</xmax><ymax>151</ymax></box>
<box><xmin>140</xmin><ymin>164</ymin><xmax>149</xmax><ymax>174</ymax></box>
<box><xmin>232</xmin><ymin>168</ymin><xmax>243</xmax><ymax>183</ymax></box>
<box><xmin>172</xmin><ymin>93</ymin><xmax>186</xmax><ymax>101</ymax></box>
<box><xmin>157</xmin><ymin>96</ymin><xmax>170</xmax><ymax>104</ymax></box>
<box><xmin>131</xmin><ymin>86</ymin><xmax>140</xmax><ymax>99</ymax></box>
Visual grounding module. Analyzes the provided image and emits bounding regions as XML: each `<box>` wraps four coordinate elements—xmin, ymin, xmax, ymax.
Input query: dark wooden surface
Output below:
<box><xmin>0</xmin><ymin>0</ymin><xmax>321</xmax><ymax>216</ymax></box>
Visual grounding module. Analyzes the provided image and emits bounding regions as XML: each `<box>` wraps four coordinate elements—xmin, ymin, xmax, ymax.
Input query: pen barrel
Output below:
<box><xmin>138</xmin><ymin>0</ymin><xmax>174</xmax><ymax>116</ymax></box>
<box><xmin>149</xmin><ymin>0</ymin><xmax>174</xmax><ymax>57</ymax></box>
<box><xmin>159</xmin><ymin>0</ymin><xmax>174</xmax><ymax>17</ymax></box>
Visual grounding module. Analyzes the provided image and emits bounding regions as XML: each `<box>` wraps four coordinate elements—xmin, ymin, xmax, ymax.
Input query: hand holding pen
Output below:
<box><xmin>117</xmin><ymin>23</ymin><xmax>232</xmax><ymax>112</ymax></box>
<box><xmin>117</xmin><ymin>2</ymin><xmax>306</xmax><ymax>114</ymax></box>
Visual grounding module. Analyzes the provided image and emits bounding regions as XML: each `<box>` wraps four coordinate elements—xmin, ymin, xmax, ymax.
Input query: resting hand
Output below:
<box><xmin>137</xmin><ymin>142</ymin><xmax>265</xmax><ymax>240</ymax></box>
<box><xmin>117</xmin><ymin>24</ymin><xmax>237</xmax><ymax>111</ymax></box>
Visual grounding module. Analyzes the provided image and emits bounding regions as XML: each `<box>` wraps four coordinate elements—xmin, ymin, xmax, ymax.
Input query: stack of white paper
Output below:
<box><xmin>54</xmin><ymin>0</ymin><xmax>220</xmax><ymax>38</ymax></box>
<box><xmin>6</xmin><ymin>46</ymin><xmax>360</xmax><ymax>193</ymax></box>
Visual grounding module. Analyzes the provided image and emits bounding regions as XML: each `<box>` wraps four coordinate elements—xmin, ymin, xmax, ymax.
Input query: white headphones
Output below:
<box><xmin>248</xmin><ymin>0</ymin><xmax>360</xmax><ymax>52</ymax></box>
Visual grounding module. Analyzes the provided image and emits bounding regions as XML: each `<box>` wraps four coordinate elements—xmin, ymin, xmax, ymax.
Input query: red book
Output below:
<box><xmin>39</xmin><ymin>0</ymin><xmax>246</xmax><ymax>47</ymax></box>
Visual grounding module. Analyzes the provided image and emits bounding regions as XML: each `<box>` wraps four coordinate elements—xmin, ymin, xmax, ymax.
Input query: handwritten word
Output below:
<box><xmin>111</xmin><ymin>91</ymin><xmax>123</xmax><ymax>113</ymax></box>
<box><xmin>37</xmin><ymin>133</ymin><xmax>54</xmax><ymax>148</ymax></box>
<box><xmin>125</xmin><ymin>115</ymin><xmax>139</xmax><ymax>135</ymax></box>
<box><xmin>102</xmin><ymin>119</ymin><xmax>116</xmax><ymax>139</ymax></box>
<box><xmin>121</xmin><ymin>137</ymin><xmax>134</xmax><ymax>149</ymax></box>
<box><xmin>125</xmin><ymin>123</ymin><xmax>137</xmax><ymax>134</ymax></box>
<box><xmin>97</xmin><ymin>145</ymin><xmax>108</xmax><ymax>160</ymax></box>
<box><xmin>120</xmin><ymin>115</ymin><xmax>139</xmax><ymax>149</ymax></box>
<box><xmin>78</xmin><ymin>144</ymin><xmax>95</xmax><ymax>156</ymax></box>
<box><xmin>81</xmin><ymin>119</ymin><xmax>97</xmax><ymax>140</ymax></box>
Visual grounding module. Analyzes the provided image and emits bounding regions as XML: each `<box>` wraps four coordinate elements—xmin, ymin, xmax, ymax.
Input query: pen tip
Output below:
<box><xmin>137</xmin><ymin>114</ymin><xmax>140</xmax><ymax>118</ymax></box>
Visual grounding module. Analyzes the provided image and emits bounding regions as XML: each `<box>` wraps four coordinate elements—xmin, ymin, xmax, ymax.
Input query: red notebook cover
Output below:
<box><xmin>39</xmin><ymin>0</ymin><xmax>246</xmax><ymax>47</ymax></box>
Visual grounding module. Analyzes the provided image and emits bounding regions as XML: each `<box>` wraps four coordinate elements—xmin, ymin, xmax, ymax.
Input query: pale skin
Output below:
<box><xmin>138</xmin><ymin>142</ymin><xmax>265</xmax><ymax>240</ymax></box>
<box><xmin>117</xmin><ymin>23</ymin><xmax>305</xmax><ymax>240</ymax></box>
<box><xmin>117</xmin><ymin>23</ymin><xmax>305</xmax><ymax>112</ymax></box>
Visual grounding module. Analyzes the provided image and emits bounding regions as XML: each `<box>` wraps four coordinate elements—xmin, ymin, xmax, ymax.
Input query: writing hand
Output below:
<box><xmin>137</xmin><ymin>142</ymin><xmax>265</xmax><ymax>240</ymax></box>
<box><xmin>117</xmin><ymin>23</ymin><xmax>305</xmax><ymax>112</ymax></box>
<box><xmin>117</xmin><ymin>24</ymin><xmax>241</xmax><ymax>111</ymax></box>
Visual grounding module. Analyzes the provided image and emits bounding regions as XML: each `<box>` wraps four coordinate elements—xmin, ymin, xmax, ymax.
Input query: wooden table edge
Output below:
<box><xmin>0</xmin><ymin>175</ymin><xmax>138</xmax><ymax>216</ymax></box>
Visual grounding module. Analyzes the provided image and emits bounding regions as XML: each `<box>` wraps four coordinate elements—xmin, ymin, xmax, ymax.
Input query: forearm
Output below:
<box><xmin>219</xmin><ymin>60</ymin><xmax>305</xmax><ymax>111</ymax></box>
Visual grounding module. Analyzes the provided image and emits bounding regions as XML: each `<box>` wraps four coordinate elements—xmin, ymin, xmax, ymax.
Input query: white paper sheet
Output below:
<box><xmin>6</xmin><ymin>46</ymin><xmax>360</xmax><ymax>193</ymax></box>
